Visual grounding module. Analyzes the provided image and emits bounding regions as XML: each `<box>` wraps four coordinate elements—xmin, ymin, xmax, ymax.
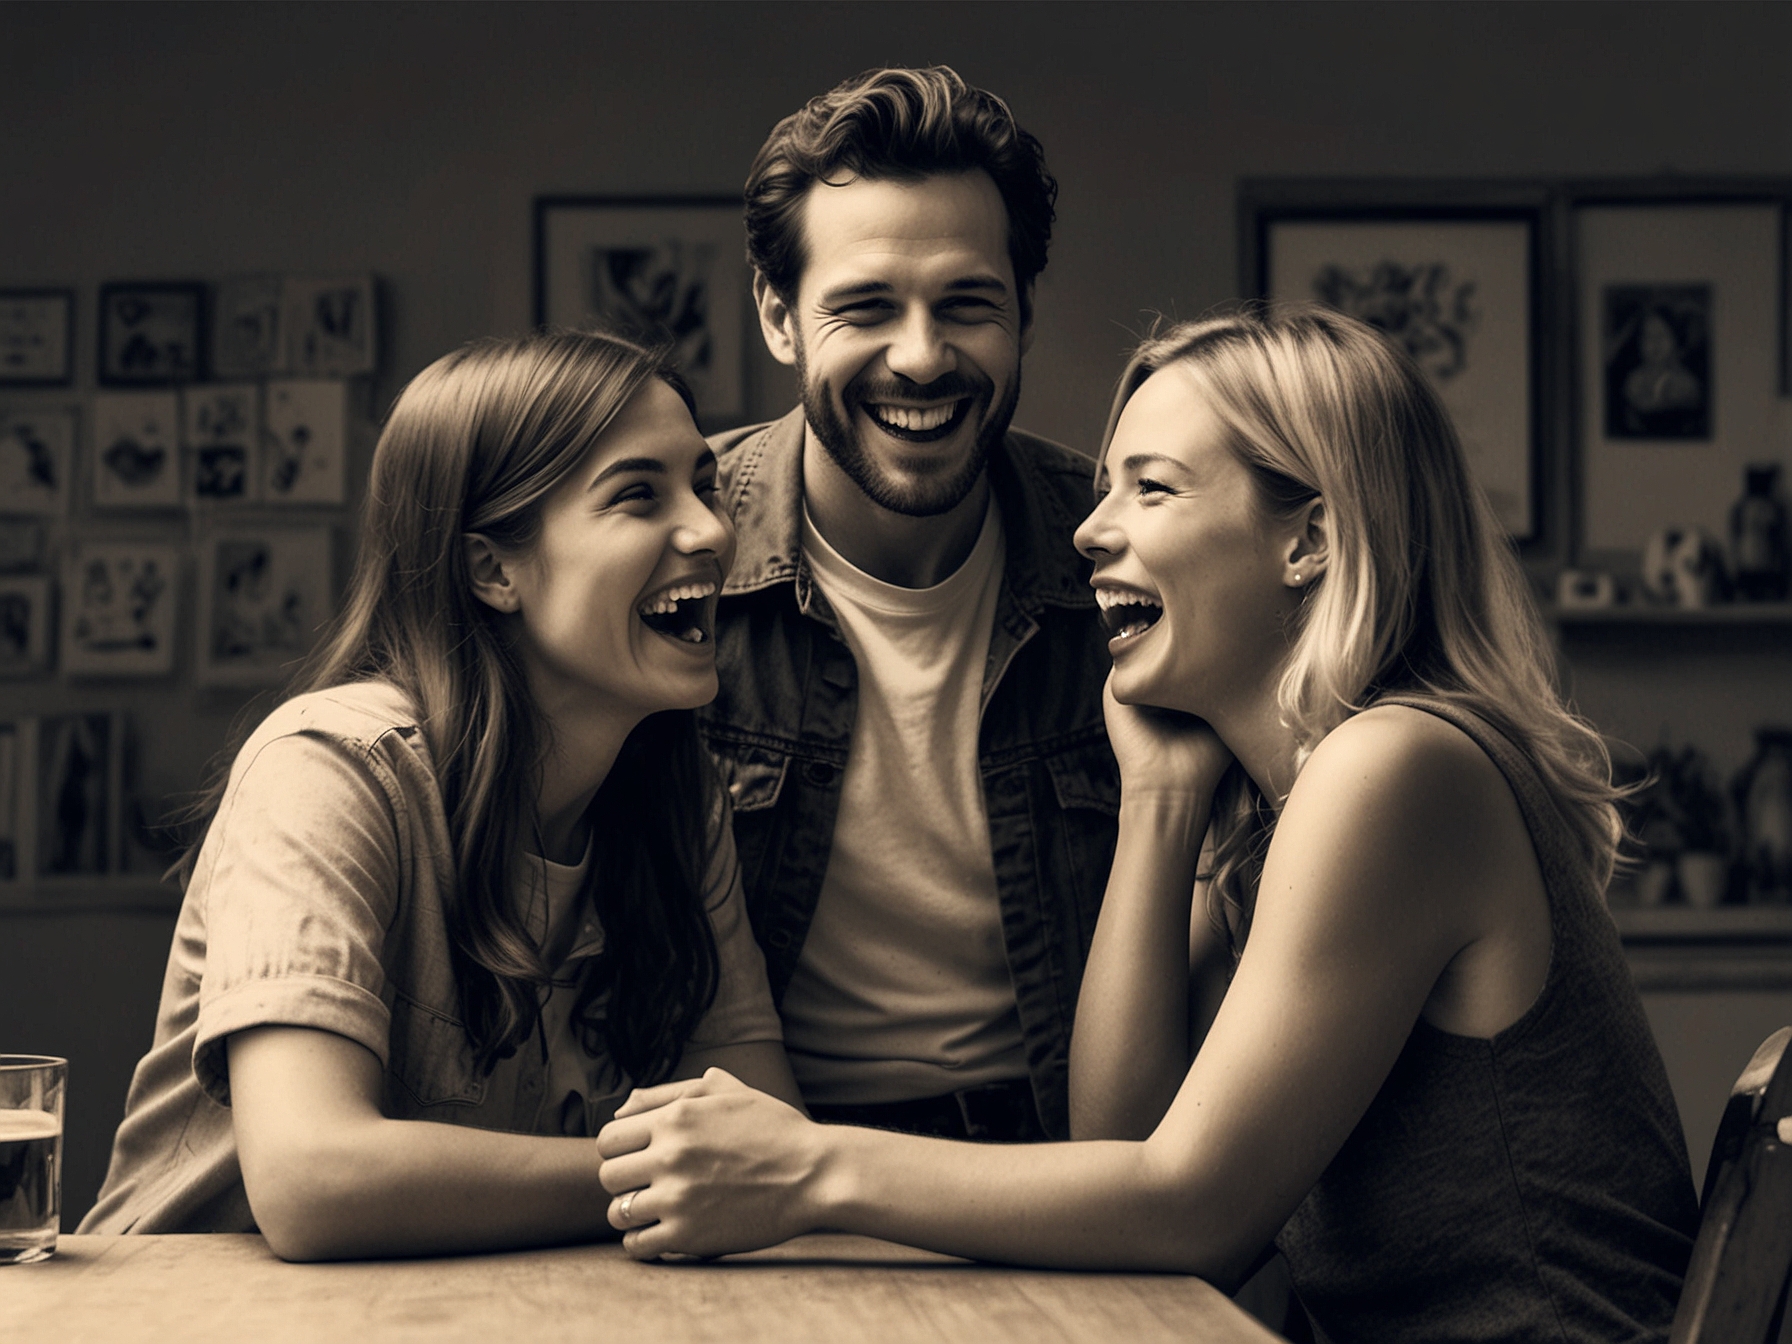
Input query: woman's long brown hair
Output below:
<box><xmin>181</xmin><ymin>329</ymin><xmax>721</xmax><ymax>1085</ymax></box>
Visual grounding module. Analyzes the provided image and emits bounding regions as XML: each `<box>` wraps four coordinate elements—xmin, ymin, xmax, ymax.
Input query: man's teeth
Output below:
<box><xmin>637</xmin><ymin>581</ymin><xmax>717</xmax><ymax>617</ymax></box>
<box><xmin>868</xmin><ymin>403</ymin><xmax>957</xmax><ymax>432</ymax></box>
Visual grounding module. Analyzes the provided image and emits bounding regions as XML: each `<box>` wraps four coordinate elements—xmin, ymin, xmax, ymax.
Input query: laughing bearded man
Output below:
<box><xmin>699</xmin><ymin>66</ymin><xmax>1118</xmax><ymax>1144</ymax></box>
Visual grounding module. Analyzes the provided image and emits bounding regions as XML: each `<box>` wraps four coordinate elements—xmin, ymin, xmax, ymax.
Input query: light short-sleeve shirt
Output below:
<box><xmin>780</xmin><ymin>500</ymin><xmax>1028</xmax><ymax>1105</ymax></box>
<box><xmin>79</xmin><ymin>681</ymin><xmax>779</xmax><ymax>1234</ymax></box>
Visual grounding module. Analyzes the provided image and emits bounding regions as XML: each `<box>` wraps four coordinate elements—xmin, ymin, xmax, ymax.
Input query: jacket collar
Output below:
<box><xmin>718</xmin><ymin>406</ymin><xmax>1095</xmax><ymax>614</ymax></box>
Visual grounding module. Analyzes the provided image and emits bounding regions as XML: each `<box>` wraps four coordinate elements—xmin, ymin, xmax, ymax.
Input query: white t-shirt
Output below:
<box><xmin>781</xmin><ymin>499</ymin><xmax>1028</xmax><ymax>1105</ymax></box>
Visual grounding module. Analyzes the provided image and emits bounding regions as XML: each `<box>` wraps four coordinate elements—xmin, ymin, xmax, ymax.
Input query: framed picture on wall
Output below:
<box><xmin>0</xmin><ymin>406</ymin><xmax>76</xmax><ymax>516</ymax></box>
<box><xmin>99</xmin><ymin>282</ymin><xmax>205</xmax><ymax>385</ymax></box>
<box><xmin>1570</xmin><ymin>186</ymin><xmax>1791</xmax><ymax>562</ymax></box>
<box><xmin>0</xmin><ymin>289</ymin><xmax>75</xmax><ymax>386</ymax></box>
<box><xmin>285</xmin><ymin>275</ymin><xmax>378</xmax><ymax>376</ymax></box>
<box><xmin>0</xmin><ymin>575</ymin><xmax>54</xmax><ymax>678</ymax></box>
<box><xmin>183</xmin><ymin>383</ymin><xmax>260</xmax><ymax>504</ymax></box>
<box><xmin>211</xmin><ymin>274</ymin><xmax>288</xmax><ymax>379</ymax></box>
<box><xmin>30</xmin><ymin>710</ymin><xmax>124</xmax><ymax>878</ymax></box>
<box><xmin>534</xmin><ymin>196</ymin><xmax>747</xmax><ymax>425</ymax></box>
<box><xmin>1242</xmin><ymin>181</ymin><xmax>1553</xmax><ymax>551</ymax></box>
<box><xmin>93</xmin><ymin>391</ymin><xmax>182</xmax><ymax>509</ymax></box>
<box><xmin>262</xmin><ymin>379</ymin><xmax>347</xmax><ymax>504</ymax></box>
<box><xmin>196</xmin><ymin>526</ymin><xmax>334</xmax><ymax>686</ymax></box>
<box><xmin>59</xmin><ymin>541</ymin><xmax>179</xmax><ymax>677</ymax></box>
<box><xmin>0</xmin><ymin>716</ymin><xmax>21</xmax><ymax>881</ymax></box>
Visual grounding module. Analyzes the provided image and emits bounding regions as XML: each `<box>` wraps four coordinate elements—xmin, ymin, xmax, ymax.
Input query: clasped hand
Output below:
<box><xmin>596</xmin><ymin>1067</ymin><xmax>819</xmax><ymax>1260</ymax></box>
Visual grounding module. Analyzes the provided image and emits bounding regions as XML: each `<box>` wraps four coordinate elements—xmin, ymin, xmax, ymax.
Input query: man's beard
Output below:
<box><xmin>797</xmin><ymin>344</ymin><xmax>1021</xmax><ymax>518</ymax></box>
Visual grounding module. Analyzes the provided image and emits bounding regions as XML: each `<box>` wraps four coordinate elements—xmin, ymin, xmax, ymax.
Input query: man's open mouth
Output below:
<box><xmin>637</xmin><ymin>580</ymin><xmax>718</xmax><ymax>645</ymax></box>
<box><xmin>861</xmin><ymin>399</ymin><xmax>972</xmax><ymax>444</ymax></box>
<box><xmin>1095</xmin><ymin>587</ymin><xmax>1164</xmax><ymax>641</ymax></box>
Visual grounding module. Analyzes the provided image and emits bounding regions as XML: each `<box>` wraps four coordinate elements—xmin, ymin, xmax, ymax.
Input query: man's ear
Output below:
<box><xmin>465</xmin><ymin>534</ymin><xmax>521</xmax><ymax>613</ymax></box>
<box><xmin>753</xmin><ymin>272</ymin><xmax>799</xmax><ymax>368</ymax></box>
<box><xmin>1284</xmin><ymin>498</ymin><xmax>1329</xmax><ymax>589</ymax></box>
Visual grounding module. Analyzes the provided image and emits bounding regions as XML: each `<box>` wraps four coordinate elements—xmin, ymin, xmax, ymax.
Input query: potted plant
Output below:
<box><xmin>1639</xmin><ymin>744</ymin><xmax>1734</xmax><ymax>908</ymax></box>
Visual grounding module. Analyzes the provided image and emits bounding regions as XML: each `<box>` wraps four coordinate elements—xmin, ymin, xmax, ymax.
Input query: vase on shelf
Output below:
<box><xmin>1729</xmin><ymin>462</ymin><xmax>1790</xmax><ymax>601</ymax></box>
<box><xmin>1735</xmin><ymin>728</ymin><xmax>1792</xmax><ymax>904</ymax></box>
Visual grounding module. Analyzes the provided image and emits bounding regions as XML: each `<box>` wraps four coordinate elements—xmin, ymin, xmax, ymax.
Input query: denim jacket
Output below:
<box><xmin>699</xmin><ymin>408</ymin><xmax>1119</xmax><ymax>1138</ymax></box>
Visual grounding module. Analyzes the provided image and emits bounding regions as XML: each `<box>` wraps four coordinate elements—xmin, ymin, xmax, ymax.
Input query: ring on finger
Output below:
<box><xmin>619</xmin><ymin>1189</ymin><xmax>639</xmax><ymax>1224</ymax></box>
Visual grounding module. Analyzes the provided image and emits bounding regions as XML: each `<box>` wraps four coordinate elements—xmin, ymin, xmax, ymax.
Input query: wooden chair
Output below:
<box><xmin>1670</xmin><ymin>1026</ymin><xmax>1792</xmax><ymax>1344</ymax></box>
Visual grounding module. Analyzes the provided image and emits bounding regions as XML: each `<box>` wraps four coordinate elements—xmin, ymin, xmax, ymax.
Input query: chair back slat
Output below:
<box><xmin>1670</xmin><ymin>1027</ymin><xmax>1792</xmax><ymax>1344</ymax></box>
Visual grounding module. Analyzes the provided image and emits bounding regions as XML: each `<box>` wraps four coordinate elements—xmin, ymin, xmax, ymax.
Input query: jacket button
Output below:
<box><xmin>802</xmin><ymin>760</ymin><xmax>836</xmax><ymax>787</ymax></box>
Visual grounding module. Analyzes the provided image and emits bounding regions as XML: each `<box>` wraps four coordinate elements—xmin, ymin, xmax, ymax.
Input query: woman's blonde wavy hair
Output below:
<box><xmin>1099</xmin><ymin>305</ymin><xmax>1622</xmax><ymax>952</ymax></box>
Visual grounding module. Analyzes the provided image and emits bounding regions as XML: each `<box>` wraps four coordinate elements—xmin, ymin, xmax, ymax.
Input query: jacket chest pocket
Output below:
<box><xmin>385</xmin><ymin>996</ymin><xmax>486</xmax><ymax>1112</ymax></box>
<box><xmin>710</xmin><ymin>741</ymin><xmax>790</xmax><ymax>814</ymax></box>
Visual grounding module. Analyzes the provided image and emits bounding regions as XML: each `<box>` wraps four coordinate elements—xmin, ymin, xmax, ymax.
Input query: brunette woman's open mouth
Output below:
<box><xmin>637</xmin><ymin>579</ymin><xmax>719</xmax><ymax>645</ymax></box>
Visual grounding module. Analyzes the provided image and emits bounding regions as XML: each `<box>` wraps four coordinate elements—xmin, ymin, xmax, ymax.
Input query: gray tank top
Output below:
<box><xmin>1275</xmin><ymin>695</ymin><xmax>1698</xmax><ymax>1344</ymax></box>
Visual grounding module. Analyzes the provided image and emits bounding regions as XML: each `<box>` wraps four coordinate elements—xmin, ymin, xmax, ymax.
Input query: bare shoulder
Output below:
<box><xmin>1275</xmin><ymin>703</ymin><xmax>1532</xmax><ymax>937</ymax></box>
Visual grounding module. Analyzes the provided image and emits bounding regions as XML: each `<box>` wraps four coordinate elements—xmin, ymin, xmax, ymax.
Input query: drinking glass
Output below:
<box><xmin>0</xmin><ymin>1056</ymin><xmax>66</xmax><ymax>1264</ymax></box>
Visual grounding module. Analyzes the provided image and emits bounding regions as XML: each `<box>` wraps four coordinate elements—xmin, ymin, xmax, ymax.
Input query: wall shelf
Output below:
<box><xmin>0</xmin><ymin>878</ymin><xmax>182</xmax><ymax>916</ymax></box>
<box><xmin>1549</xmin><ymin>602</ymin><xmax>1792</xmax><ymax>627</ymax></box>
<box><xmin>1613</xmin><ymin>904</ymin><xmax>1792</xmax><ymax>943</ymax></box>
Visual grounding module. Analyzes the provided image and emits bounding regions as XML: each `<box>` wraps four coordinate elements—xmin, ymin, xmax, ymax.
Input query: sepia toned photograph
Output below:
<box><xmin>0</xmin><ymin>406</ymin><xmax>76</xmax><ymax>516</ymax></box>
<box><xmin>196</xmin><ymin>527</ymin><xmax>332</xmax><ymax>685</ymax></box>
<box><xmin>0</xmin><ymin>574</ymin><xmax>53</xmax><ymax>678</ymax></box>
<box><xmin>58</xmin><ymin>542</ymin><xmax>179</xmax><ymax>678</ymax></box>
<box><xmin>7</xmin><ymin>10</ymin><xmax>1792</xmax><ymax>1341</ymax></box>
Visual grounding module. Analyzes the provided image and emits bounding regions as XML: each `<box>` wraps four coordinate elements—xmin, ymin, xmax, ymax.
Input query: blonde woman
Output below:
<box><xmin>596</xmin><ymin>307</ymin><xmax>1698</xmax><ymax>1343</ymax></box>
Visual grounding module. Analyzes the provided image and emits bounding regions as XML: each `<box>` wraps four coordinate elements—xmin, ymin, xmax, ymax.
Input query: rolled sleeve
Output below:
<box><xmin>191</xmin><ymin>730</ymin><xmax>404</xmax><ymax>1105</ymax></box>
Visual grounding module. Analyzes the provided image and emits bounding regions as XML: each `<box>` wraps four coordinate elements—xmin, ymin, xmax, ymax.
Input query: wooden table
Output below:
<box><xmin>7</xmin><ymin>1233</ymin><xmax>1285</xmax><ymax>1343</ymax></box>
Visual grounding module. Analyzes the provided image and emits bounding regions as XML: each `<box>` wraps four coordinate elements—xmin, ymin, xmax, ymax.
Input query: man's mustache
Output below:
<box><xmin>852</xmin><ymin>372</ymin><xmax>986</xmax><ymax>403</ymax></box>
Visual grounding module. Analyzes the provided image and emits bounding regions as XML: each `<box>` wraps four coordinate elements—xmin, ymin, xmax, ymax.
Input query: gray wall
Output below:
<box><xmin>5</xmin><ymin>0</ymin><xmax>1792</xmax><ymax>1222</ymax></box>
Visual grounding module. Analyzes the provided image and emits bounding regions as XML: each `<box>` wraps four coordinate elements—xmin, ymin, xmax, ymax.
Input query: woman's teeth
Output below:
<box><xmin>867</xmin><ymin>402</ymin><xmax>958</xmax><ymax>433</ymax></box>
<box><xmin>1095</xmin><ymin>587</ymin><xmax>1164</xmax><ymax>640</ymax></box>
<box><xmin>638</xmin><ymin>581</ymin><xmax>716</xmax><ymax>616</ymax></box>
<box><xmin>637</xmin><ymin>581</ymin><xmax>717</xmax><ymax>643</ymax></box>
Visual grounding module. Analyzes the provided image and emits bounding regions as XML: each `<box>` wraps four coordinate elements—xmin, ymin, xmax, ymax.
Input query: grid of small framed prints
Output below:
<box><xmin>0</xmin><ymin>274</ymin><xmax>374</xmax><ymax>691</ymax></box>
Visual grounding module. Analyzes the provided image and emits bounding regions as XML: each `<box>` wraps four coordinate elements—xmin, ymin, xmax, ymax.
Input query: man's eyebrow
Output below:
<box><xmin>818</xmin><ymin>281</ymin><xmax>894</xmax><ymax>304</ymax></box>
<box><xmin>587</xmin><ymin>457</ymin><xmax>667</xmax><ymax>489</ymax></box>
<box><xmin>944</xmin><ymin>275</ymin><xmax>1009</xmax><ymax>294</ymax></box>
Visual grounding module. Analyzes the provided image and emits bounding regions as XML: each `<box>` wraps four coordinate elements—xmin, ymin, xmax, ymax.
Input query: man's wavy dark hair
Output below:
<box><xmin>744</xmin><ymin>65</ymin><xmax>1057</xmax><ymax>324</ymax></box>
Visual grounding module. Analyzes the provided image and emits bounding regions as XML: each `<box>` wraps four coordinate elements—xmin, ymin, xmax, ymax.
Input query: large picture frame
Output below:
<box><xmin>534</xmin><ymin>195</ymin><xmax>746</xmax><ymax>426</ymax></box>
<box><xmin>1241</xmin><ymin>181</ymin><xmax>1556</xmax><ymax>554</ymax></box>
<box><xmin>1567</xmin><ymin>182</ymin><xmax>1792</xmax><ymax>563</ymax></box>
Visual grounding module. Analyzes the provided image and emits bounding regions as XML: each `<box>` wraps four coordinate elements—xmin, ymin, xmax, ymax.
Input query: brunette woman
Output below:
<box><xmin>81</xmin><ymin>330</ymin><xmax>799</xmax><ymax>1259</ymax></box>
<box><xmin>594</xmin><ymin>307</ymin><xmax>1698</xmax><ymax>1343</ymax></box>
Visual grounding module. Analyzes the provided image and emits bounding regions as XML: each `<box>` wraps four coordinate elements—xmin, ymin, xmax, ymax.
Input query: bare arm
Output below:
<box><xmin>597</xmin><ymin>709</ymin><xmax>1541</xmax><ymax>1283</ymax></box>
<box><xmin>228</xmin><ymin>1026</ymin><xmax>616</xmax><ymax>1262</ymax></box>
<box><xmin>1069</xmin><ymin>682</ymin><xmax>1230</xmax><ymax>1139</ymax></box>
